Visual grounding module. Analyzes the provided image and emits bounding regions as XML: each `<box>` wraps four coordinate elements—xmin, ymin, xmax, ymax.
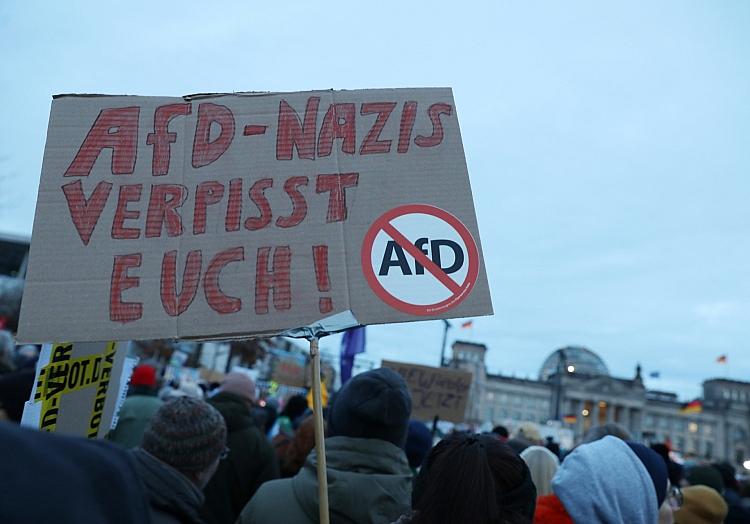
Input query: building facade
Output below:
<box><xmin>451</xmin><ymin>340</ymin><xmax>750</xmax><ymax>467</ymax></box>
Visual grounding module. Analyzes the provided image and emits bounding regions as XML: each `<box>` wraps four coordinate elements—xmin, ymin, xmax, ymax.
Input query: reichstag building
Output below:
<box><xmin>451</xmin><ymin>341</ymin><xmax>750</xmax><ymax>467</ymax></box>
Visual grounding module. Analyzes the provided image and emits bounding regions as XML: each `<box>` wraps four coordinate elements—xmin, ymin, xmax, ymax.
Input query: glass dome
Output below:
<box><xmin>539</xmin><ymin>346</ymin><xmax>609</xmax><ymax>381</ymax></box>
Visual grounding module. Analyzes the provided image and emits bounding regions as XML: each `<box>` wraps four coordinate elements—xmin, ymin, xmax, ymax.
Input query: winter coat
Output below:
<box><xmin>239</xmin><ymin>435</ymin><xmax>413</xmax><ymax>524</ymax></box>
<box><xmin>724</xmin><ymin>488</ymin><xmax>750</xmax><ymax>524</ymax></box>
<box><xmin>131</xmin><ymin>448</ymin><xmax>205</xmax><ymax>524</ymax></box>
<box><xmin>200</xmin><ymin>392</ymin><xmax>279</xmax><ymax>524</ymax></box>
<box><xmin>0</xmin><ymin>421</ymin><xmax>152</xmax><ymax>524</ymax></box>
<box><xmin>534</xmin><ymin>495</ymin><xmax>574</xmax><ymax>524</ymax></box>
<box><xmin>108</xmin><ymin>394</ymin><xmax>163</xmax><ymax>448</ymax></box>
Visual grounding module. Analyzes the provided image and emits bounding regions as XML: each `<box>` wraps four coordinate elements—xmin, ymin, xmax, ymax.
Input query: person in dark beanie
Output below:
<box><xmin>239</xmin><ymin>367</ymin><xmax>413</xmax><ymax>524</ymax></box>
<box><xmin>396</xmin><ymin>433</ymin><xmax>537</xmax><ymax>524</ymax></box>
<box><xmin>405</xmin><ymin>420</ymin><xmax>433</xmax><ymax>475</ymax></box>
<box><xmin>109</xmin><ymin>363</ymin><xmax>163</xmax><ymax>448</ymax></box>
<box><xmin>651</xmin><ymin>443</ymin><xmax>684</xmax><ymax>487</ymax></box>
<box><xmin>686</xmin><ymin>465</ymin><xmax>725</xmax><ymax>495</ymax></box>
<box><xmin>130</xmin><ymin>397</ymin><xmax>227</xmax><ymax>524</ymax></box>
<box><xmin>624</xmin><ymin>441</ymin><xmax>669</xmax><ymax>520</ymax></box>
<box><xmin>200</xmin><ymin>372</ymin><xmax>278</xmax><ymax>524</ymax></box>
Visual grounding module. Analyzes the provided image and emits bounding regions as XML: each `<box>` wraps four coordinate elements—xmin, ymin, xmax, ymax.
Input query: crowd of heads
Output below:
<box><xmin>1</xmin><ymin>333</ymin><xmax>750</xmax><ymax>524</ymax></box>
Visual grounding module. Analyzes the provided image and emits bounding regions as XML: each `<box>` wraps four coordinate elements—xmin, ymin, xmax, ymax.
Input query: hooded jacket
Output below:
<box><xmin>551</xmin><ymin>436</ymin><xmax>657</xmax><ymax>524</ymax></box>
<box><xmin>131</xmin><ymin>448</ymin><xmax>205</xmax><ymax>524</ymax></box>
<box><xmin>200</xmin><ymin>392</ymin><xmax>278</xmax><ymax>524</ymax></box>
<box><xmin>239</xmin><ymin>436</ymin><xmax>413</xmax><ymax>524</ymax></box>
<box><xmin>108</xmin><ymin>394</ymin><xmax>163</xmax><ymax>448</ymax></box>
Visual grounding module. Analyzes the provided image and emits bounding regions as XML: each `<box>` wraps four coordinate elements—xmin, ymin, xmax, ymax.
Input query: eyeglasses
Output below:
<box><xmin>220</xmin><ymin>447</ymin><xmax>230</xmax><ymax>461</ymax></box>
<box><xmin>667</xmin><ymin>485</ymin><xmax>683</xmax><ymax>509</ymax></box>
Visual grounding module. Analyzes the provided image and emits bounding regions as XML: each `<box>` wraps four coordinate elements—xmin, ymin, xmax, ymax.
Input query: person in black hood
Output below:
<box><xmin>712</xmin><ymin>461</ymin><xmax>750</xmax><ymax>524</ymax></box>
<box><xmin>650</xmin><ymin>443</ymin><xmax>684</xmax><ymax>487</ymax></box>
<box><xmin>0</xmin><ymin>421</ymin><xmax>151</xmax><ymax>524</ymax></box>
<box><xmin>401</xmin><ymin>433</ymin><xmax>537</xmax><ymax>524</ymax></box>
<box><xmin>131</xmin><ymin>397</ymin><xmax>227</xmax><ymax>524</ymax></box>
<box><xmin>200</xmin><ymin>372</ymin><xmax>279</xmax><ymax>524</ymax></box>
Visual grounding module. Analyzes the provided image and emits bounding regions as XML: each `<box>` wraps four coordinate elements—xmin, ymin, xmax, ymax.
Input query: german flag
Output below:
<box><xmin>680</xmin><ymin>399</ymin><xmax>702</xmax><ymax>414</ymax></box>
<box><xmin>563</xmin><ymin>414</ymin><xmax>577</xmax><ymax>424</ymax></box>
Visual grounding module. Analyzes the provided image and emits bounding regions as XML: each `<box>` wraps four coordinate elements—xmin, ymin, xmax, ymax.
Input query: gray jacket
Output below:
<box><xmin>240</xmin><ymin>436</ymin><xmax>412</xmax><ymax>524</ymax></box>
<box><xmin>131</xmin><ymin>448</ymin><xmax>206</xmax><ymax>524</ymax></box>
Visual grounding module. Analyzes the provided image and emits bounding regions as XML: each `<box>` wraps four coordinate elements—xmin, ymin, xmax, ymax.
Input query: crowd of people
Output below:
<box><xmin>1</xmin><ymin>337</ymin><xmax>750</xmax><ymax>523</ymax></box>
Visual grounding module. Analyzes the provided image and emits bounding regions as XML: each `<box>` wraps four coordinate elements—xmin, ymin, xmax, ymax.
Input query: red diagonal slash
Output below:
<box><xmin>381</xmin><ymin>222</ymin><xmax>462</xmax><ymax>294</ymax></box>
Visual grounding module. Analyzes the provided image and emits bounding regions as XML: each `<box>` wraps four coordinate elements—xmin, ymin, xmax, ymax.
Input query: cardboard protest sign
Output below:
<box><xmin>270</xmin><ymin>349</ymin><xmax>307</xmax><ymax>387</ymax></box>
<box><xmin>21</xmin><ymin>341</ymin><xmax>129</xmax><ymax>438</ymax></box>
<box><xmin>18</xmin><ymin>88</ymin><xmax>492</xmax><ymax>343</ymax></box>
<box><xmin>382</xmin><ymin>360</ymin><xmax>472</xmax><ymax>423</ymax></box>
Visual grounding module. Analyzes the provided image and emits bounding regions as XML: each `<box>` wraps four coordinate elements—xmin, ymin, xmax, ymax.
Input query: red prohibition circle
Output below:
<box><xmin>361</xmin><ymin>204</ymin><xmax>480</xmax><ymax>316</ymax></box>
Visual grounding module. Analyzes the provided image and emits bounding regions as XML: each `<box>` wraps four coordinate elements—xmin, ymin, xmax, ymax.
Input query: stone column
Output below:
<box><xmin>621</xmin><ymin>406</ymin><xmax>631</xmax><ymax>434</ymax></box>
<box><xmin>574</xmin><ymin>399</ymin><xmax>584</xmax><ymax>440</ymax></box>
<box><xmin>630</xmin><ymin>409</ymin><xmax>641</xmax><ymax>440</ymax></box>
<box><xmin>592</xmin><ymin>401</ymin><xmax>600</xmax><ymax>427</ymax></box>
<box><xmin>606</xmin><ymin>402</ymin><xmax>615</xmax><ymax>424</ymax></box>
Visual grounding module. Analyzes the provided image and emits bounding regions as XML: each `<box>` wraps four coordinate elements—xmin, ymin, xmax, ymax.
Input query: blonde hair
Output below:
<box><xmin>520</xmin><ymin>445</ymin><xmax>560</xmax><ymax>496</ymax></box>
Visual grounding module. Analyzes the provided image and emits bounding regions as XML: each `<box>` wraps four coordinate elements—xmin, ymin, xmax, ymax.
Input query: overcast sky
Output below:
<box><xmin>2</xmin><ymin>1</ymin><xmax>748</xmax><ymax>400</ymax></box>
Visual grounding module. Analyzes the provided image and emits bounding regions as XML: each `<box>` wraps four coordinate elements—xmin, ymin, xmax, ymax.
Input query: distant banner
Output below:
<box><xmin>271</xmin><ymin>349</ymin><xmax>307</xmax><ymax>388</ymax></box>
<box><xmin>382</xmin><ymin>360</ymin><xmax>472</xmax><ymax>423</ymax></box>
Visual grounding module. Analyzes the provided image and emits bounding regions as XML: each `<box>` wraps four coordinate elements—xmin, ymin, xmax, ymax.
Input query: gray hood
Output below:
<box><xmin>553</xmin><ymin>435</ymin><xmax>657</xmax><ymax>524</ymax></box>
<box><xmin>292</xmin><ymin>436</ymin><xmax>412</xmax><ymax>523</ymax></box>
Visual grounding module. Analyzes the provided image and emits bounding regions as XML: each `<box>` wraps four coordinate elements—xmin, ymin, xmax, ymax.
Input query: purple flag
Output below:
<box><xmin>340</xmin><ymin>326</ymin><xmax>366</xmax><ymax>385</ymax></box>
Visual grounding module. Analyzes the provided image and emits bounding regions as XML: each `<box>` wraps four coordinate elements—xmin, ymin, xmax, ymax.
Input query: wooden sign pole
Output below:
<box><xmin>310</xmin><ymin>337</ymin><xmax>330</xmax><ymax>524</ymax></box>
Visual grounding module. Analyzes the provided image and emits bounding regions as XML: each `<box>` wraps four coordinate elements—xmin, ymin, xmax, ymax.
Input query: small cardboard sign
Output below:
<box><xmin>270</xmin><ymin>349</ymin><xmax>307</xmax><ymax>388</ymax></box>
<box><xmin>382</xmin><ymin>359</ymin><xmax>472</xmax><ymax>423</ymax></box>
<box><xmin>21</xmin><ymin>341</ymin><xmax>129</xmax><ymax>438</ymax></box>
<box><xmin>17</xmin><ymin>88</ymin><xmax>492</xmax><ymax>343</ymax></box>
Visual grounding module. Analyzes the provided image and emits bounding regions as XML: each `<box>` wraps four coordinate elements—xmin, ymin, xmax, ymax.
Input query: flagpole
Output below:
<box><xmin>440</xmin><ymin>319</ymin><xmax>451</xmax><ymax>367</ymax></box>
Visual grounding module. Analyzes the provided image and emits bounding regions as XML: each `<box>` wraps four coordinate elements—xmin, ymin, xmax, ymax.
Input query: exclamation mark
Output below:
<box><xmin>313</xmin><ymin>245</ymin><xmax>333</xmax><ymax>314</ymax></box>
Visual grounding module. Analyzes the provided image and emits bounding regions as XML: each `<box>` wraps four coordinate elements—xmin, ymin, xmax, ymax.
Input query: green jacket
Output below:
<box><xmin>200</xmin><ymin>392</ymin><xmax>279</xmax><ymax>524</ymax></box>
<box><xmin>239</xmin><ymin>436</ymin><xmax>412</xmax><ymax>524</ymax></box>
<box><xmin>108</xmin><ymin>394</ymin><xmax>163</xmax><ymax>449</ymax></box>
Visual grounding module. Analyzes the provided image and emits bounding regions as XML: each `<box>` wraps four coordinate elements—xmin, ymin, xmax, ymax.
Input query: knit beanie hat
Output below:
<box><xmin>405</xmin><ymin>420</ymin><xmax>433</xmax><ymax>469</ymax></box>
<box><xmin>673</xmin><ymin>485</ymin><xmax>728</xmax><ymax>524</ymax></box>
<box><xmin>685</xmin><ymin>465</ymin><xmax>724</xmax><ymax>494</ymax></box>
<box><xmin>626</xmin><ymin>441</ymin><xmax>668</xmax><ymax>507</ymax></box>
<box><xmin>141</xmin><ymin>397</ymin><xmax>227</xmax><ymax>475</ymax></box>
<box><xmin>328</xmin><ymin>367</ymin><xmax>411</xmax><ymax>447</ymax></box>
<box><xmin>219</xmin><ymin>372</ymin><xmax>256</xmax><ymax>403</ymax></box>
<box><xmin>130</xmin><ymin>364</ymin><xmax>158</xmax><ymax>388</ymax></box>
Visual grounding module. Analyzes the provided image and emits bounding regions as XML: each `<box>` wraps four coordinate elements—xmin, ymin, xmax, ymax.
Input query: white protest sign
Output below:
<box><xmin>22</xmin><ymin>341</ymin><xmax>128</xmax><ymax>438</ymax></box>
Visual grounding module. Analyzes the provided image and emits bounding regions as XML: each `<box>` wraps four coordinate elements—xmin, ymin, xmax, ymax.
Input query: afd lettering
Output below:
<box><xmin>379</xmin><ymin>238</ymin><xmax>464</xmax><ymax>276</ymax></box>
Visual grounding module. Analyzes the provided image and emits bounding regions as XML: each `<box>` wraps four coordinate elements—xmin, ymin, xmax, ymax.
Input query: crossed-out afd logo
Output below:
<box><xmin>361</xmin><ymin>204</ymin><xmax>480</xmax><ymax>315</ymax></box>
